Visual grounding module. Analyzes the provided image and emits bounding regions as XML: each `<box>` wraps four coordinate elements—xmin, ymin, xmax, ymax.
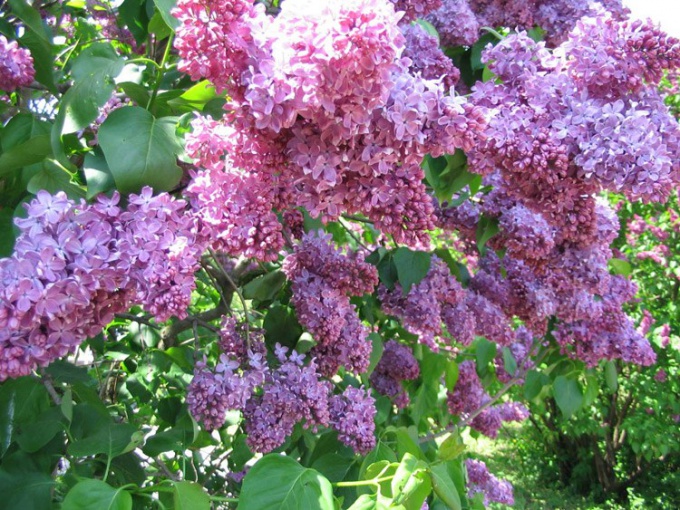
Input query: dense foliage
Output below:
<box><xmin>0</xmin><ymin>0</ymin><xmax>678</xmax><ymax>509</ymax></box>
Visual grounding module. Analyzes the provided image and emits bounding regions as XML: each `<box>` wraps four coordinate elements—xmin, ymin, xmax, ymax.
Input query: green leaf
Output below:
<box><xmin>366</xmin><ymin>333</ymin><xmax>385</xmax><ymax>377</ymax></box>
<box><xmin>429</xmin><ymin>464</ymin><xmax>462</xmax><ymax>510</ymax></box>
<box><xmin>238</xmin><ymin>455</ymin><xmax>335</xmax><ymax>510</ymax></box>
<box><xmin>0</xmin><ymin>208</ymin><xmax>17</xmax><ymax>257</ymax></box>
<box><xmin>553</xmin><ymin>376</ymin><xmax>584</xmax><ymax>419</ymax></box>
<box><xmin>27</xmin><ymin>160</ymin><xmax>86</xmax><ymax>198</ymax></box>
<box><xmin>243</xmin><ymin>271</ymin><xmax>286</xmax><ymax>301</ymax></box>
<box><xmin>15</xmin><ymin>406</ymin><xmax>64</xmax><ymax>452</ymax></box>
<box><xmin>172</xmin><ymin>481</ymin><xmax>210</xmax><ymax>510</ymax></box>
<box><xmin>311</xmin><ymin>453</ymin><xmax>355</xmax><ymax>483</ymax></box>
<box><xmin>502</xmin><ymin>347</ymin><xmax>518</xmax><ymax>377</ymax></box>
<box><xmin>19</xmin><ymin>28</ymin><xmax>55</xmax><ymax>92</ymax></box>
<box><xmin>120</xmin><ymin>0</ymin><xmax>150</xmax><ymax>45</ymax></box>
<box><xmin>347</xmin><ymin>494</ymin><xmax>379</xmax><ymax>510</ymax></box>
<box><xmin>1</xmin><ymin>114</ymin><xmax>51</xmax><ymax>151</ymax></box>
<box><xmin>391</xmin><ymin>453</ymin><xmax>429</xmax><ymax>508</ymax></box>
<box><xmin>264</xmin><ymin>304</ymin><xmax>303</xmax><ymax>349</ymax></box>
<box><xmin>98</xmin><ymin>107</ymin><xmax>183</xmax><ymax>193</ymax></box>
<box><xmin>0</xmin><ymin>134</ymin><xmax>52</xmax><ymax>178</ymax></box>
<box><xmin>148</xmin><ymin>11</ymin><xmax>173</xmax><ymax>40</ymax></box>
<box><xmin>84</xmin><ymin>150</ymin><xmax>116</xmax><ymax>199</ymax></box>
<box><xmin>604</xmin><ymin>361</ymin><xmax>618</xmax><ymax>392</ymax></box>
<box><xmin>608</xmin><ymin>258</ymin><xmax>632</xmax><ymax>277</ymax></box>
<box><xmin>475</xmin><ymin>215</ymin><xmax>499</xmax><ymax>252</ymax></box>
<box><xmin>8</xmin><ymin>0</ymin><xmax>50</xmax><ymax>42</ymax></box>
<box><xmin>359</xmin><ymin>441</ymin><xmax>397</xmax><ymax>479</ymax></box>
<box><xmin>62</xmin><ymin>479</ymin><xmax>132</xmax><ymax>510</ymax></box>
<box><xmin>393</xmin><ymin>248</ymin><xmax>432</xmax><ymax>295</ymax></box>
<box><xmin>59</xmin><ymin>44</ymin><xmax>126</xmax><ymax>134</ymax></box>
<box><xmin>153</xmin><ymin>0</ymin><xmax>180</xmax><ymax>30</ymax></box>
<box><xmin>474</xmin><ymin>338</ymin><xmax>496</xmax><ymax>375</ymax></box>
<box><xmin>0</xmin><ymin>467</ymin><xmax>54</xmax><ymax>510</ymax></box>
<box><xmin>68</xmin><ymin>422</ymin><xmax>141</xmax><ymax>459</ymax></box>
<box><xmin>437</xmin><ymin>433</ymin><xmax>465</xmax><ymax>462</ymax></box>
<box><xmin>523</xmin><ymin>370</ymin><xmax>549</xmax><ymax>401</ymax></box>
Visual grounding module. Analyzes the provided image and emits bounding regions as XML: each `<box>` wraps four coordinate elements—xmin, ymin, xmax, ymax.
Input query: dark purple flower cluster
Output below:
<box><xmin>465</xmin><ymin>458</ymin><xmax>514</xmax><ymax>506</ymax></box>
<box><xmin>175</xmin><ymin>0</ymin><xmax>486</xmax><ymax>248</ymax></box>
<box><xmin>370</xmin><ymin>340</ymin><xmax>420</xmax><ymax>407</ymax></box>
<box><xmin>0</xmin><ymin>189</ymin><xmax>204</xmax><ymax>380</ymax></box>
<box><xmin>447</xmin><ymin>361</ymin><xmax>529</xmax><ymax>437</ymax></box>
<box><xmin>283</xmin><ymin>232</ymin><xmax>378</xmax><ymax>376</ymax></box>
<box><xmin>0</xmin><ymin>35</ymin><xmax>35</xmax><ymax>91</ymax></box>
<box><xmin>187</xmin><ymin>326</ymin><xmax>377</xmax><ymax>454</ymax></box>
<box><xmin>329</xmin><ymin>386</ymin><xmax>377</xmax><ymax>454</ymax></box>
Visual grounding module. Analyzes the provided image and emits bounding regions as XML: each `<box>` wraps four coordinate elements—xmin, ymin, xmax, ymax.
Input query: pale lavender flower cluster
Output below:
<box><xmin>0</xmin><ymin>35</ymin><xmax>35</xmax><ymax>91</ymax></box>
<box><xmin>465</xmin><ymin>458</ymin><xmax>514</xmax><ymax>506</ymax></box>
<box><xmin>187</xmin><ymin>330</ymin><xmax>377</xmax><ymax>454</ymax></box>
<box><xmin>390</xmin><ymin>0</ymin><xmax>442</xmax><ymax>22</ymax></box>
<box><xmin>0</xmin><ymin>189</ymin><xmax>204</xmax><ymax>380</ymax></box>
<box><xmin>426</xmin><ymin>0</ymin><xmax>627</xmax><ymax>48</ymax></box>
<box><xmin>174</xmin><ymin>0</ymin><xmax>486</xmax><ymax>248</ymax></box>
<box><xmin>447</xmin><ymin>361</ymin><xmax>529</xmax><ymax>438</ymax></box>
<box><xmin>401</xmin><ymin>23</ymin><xmax>460</xmax><ymax>89</ymax></box>
<box><xmin>370</xmin><ymin>340</ymin><xmax>420</xmax><ymax>407</ymax></box>
<box><xmin>283</xmin><ymin>232</ymin><xmax>378</xmax><ymax>376</ymax></box>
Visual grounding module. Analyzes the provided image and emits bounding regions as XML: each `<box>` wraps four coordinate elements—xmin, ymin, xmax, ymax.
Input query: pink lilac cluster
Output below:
<box><xmin>0</xmin><ymin>189</ymin><xmax>204</xmax><ymax>381</ymax></box>
<box><xmin>174</xmin><ymin>0</ymin><xmax>486</xmax><ymax>248</ymax></box>
<box><xmin>329</xmin><ymin>386</ymin><xmax>377</xmax><ymax>454</ymax></box>
<box><xmin>447</xmin><ymin>361</ymin><xmax>529</xmax><ymax>438</ymax></box>
<box><xmin>465</xmin><ymin>458</ymin><xmax>514</xmax><ymax>506</ymax></box>
<box><xmin>425</xmin><ymin>0</ymin><xmax>627</xmax><ymax>48</ymax></box>
<box><xmin>187</xmin><ymin>329</ymin><xmax>377</xmax><ymax>454</ymax></box>
<box><xmin>0</xmin><ymin>35</ymin><xmax>34</xmax><ymax>91</ymax></box>
<box><xmin>87</xmin><ymin>1</ymin><xmax>137</xmax><ymax>49</ymax></box>
<box><xmin>369</xmin><ymin>340</ymin><xmax>420</xmax><ymax>407</ymax></box>
<box><xmin>282</xmin><ymin>232</ymin><xmax>378</xmax><ymax>376</ymax></box>
<box><xmin>184</xmin><ymin>164</ymin><xmax>284</xmax><ymax>262</ymax></box>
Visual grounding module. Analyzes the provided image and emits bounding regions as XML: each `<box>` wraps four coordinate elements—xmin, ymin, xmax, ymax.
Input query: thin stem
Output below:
<box><xmin>334</xmin><ymin>475</ymin><xmax>394</xmax><ymax>488</ymax></box>
<box><xmin>338</xmin><ymin>217</ymin><xmax>370</xmax><ymax>251</ymax></box>
<box><xmin>116</xmin><ymin>313</ymin><xmax>160</xmax><ymax>329</ymax></box>
<box><xmin>208</xmin><ymin>249</ymin><xmax>250</xmax><ymax>347</ymax></box>
<box><xmin>210</xmin><ymin>496</ymin><xmax>239</xmax><ymax>503</ymax></box>
<box><xmin>147</xmin><ymin>34</ymin><xmax>174</xmax><ymax>111</ymax></box>
<box><xmin>41</xmin><ymin>372</ymin><xmax>61</xmax><ymax>405</ymax></box>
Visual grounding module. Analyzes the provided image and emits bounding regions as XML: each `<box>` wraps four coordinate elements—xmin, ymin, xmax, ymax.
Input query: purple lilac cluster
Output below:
<box><xmin>426</xmin><ymin>0</ymin><xmax>627</xmax><ymax>48</ymax></box>
<box><xmin>0</xmin><ymin>35</ymin><xmax>35</xmax><ymax>92</ymax></box>
<box><xmin>369</xmin><ymin>340</ymin><xmax>420</xmax><ymax>407</ymax></box>
<box><xmin>329</xmin><ymin>386</ymin><xmax>377</xmax><ymax>454</ymax></box>
<box><xmin>283</xmin><ymin>232</ymin><xmax>378</xmax><ymax>376</ymax></box>
<box><xmin>174</xmin><ymin>0</ymin><xmax>486</xmax><ymax>248</ymax></box>
<box><xmin>380</xmin><ymin>256</ymin><xmax>515</xmax><ymax>349</ymax></box>
<box><xmin>447</xmin><ymin>361</ymin><xmax>529</xmax><ymax>438</ymax></box>
<box><xmin>434</xmin><ymin>15</ymin><xmax>680</xmax><ymax>366</ymax></box>
<box><xmin>401</xmin><ymin>23</ymin><xmax>460</xmax><ymax>89</ymax></box>
<box><xmin>390</xmin><ymin>0</ymin><xmax>442</xmax><ymax>23</ymax></box>
<box><xmin>465</xmin><ymin>458</ymin><xmax>514</xmax><ymax>506</ymax></box>
<box><xmin>0</xmin><ymin>189</ymin><xmax>204</xmax><ymax>380</ymax></box>
<box><xmin>187</xmin><ymin>325</ymin><xmax>377</xmax><ymax>454</ymax></box>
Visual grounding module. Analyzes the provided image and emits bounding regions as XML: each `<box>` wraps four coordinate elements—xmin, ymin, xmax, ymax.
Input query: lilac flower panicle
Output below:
<box><xmin>465</xmin><ymin>458</ymin><xmax>514</xmax><ymax>506</ymax></box>
<box><xmin>0</xmin><ymin>35</ymin><xmax>35</xmax><ymax>91</ymax></box>
<box><xmin>329</xmin><ymin>386</ymin><xmax>377</xmax><ymax>454</ymax></box>
<box><xmin>370</xmin><ymin>340</ymin><xmax>420</xmax><ymax>407</ymax></box>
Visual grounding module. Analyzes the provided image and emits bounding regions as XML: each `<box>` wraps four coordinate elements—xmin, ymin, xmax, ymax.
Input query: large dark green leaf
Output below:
<box><xmin>553</xmin><ymin>376</ymin><xmax>584</xmax><ymax>419</ymax></box>
<box><xmin>238</xmin><ymin>455</ymin><xmax>335</xmax><ymax>510</ymax></box>
<box><xmin>429</xmin><ymin>464</ymin><xmax>462</xmax><ymax>510</ymax></box>
<box><xmin>153</xmin><ymin>0</ymin><xmax>180</xmax><ymax>30</ymax></box>
<box><xmin>0</xmin><ymin>135</ymin><xmax>52</xmax><ymax>178</ymax></box>
<box><xmin>62</xmin><ymin>479</ymin><xmax>132</xmax><ymax>510</ymax></box>
<box><xmin>98</xmin><ymin>107</ymin><xmax>183</xmax><ymax>193</ymax></box>
<box><xmin>264</xmin><ymin>304</ymin><xmax>303</xmax><ymax>349</ymax></box>
<box><xmin>26</xmin><ymin>160</ymin><xmax>85</xmax><ymax>198</ymax></box>
<box><xmin>242</xmin><ymin>271</ymin><xmax>286</xmax><ymax>302</ymax></box>
<box><xmin>0</xmin><ymin>208</ymin><xmax>16</xmax><ymax>257</ymax></box>
<box><xmin>0</xmin><ymin>466</ymin><xmax>54</xmax><ymax>510</ymax></box>
<box><xmin>393</xmin><ymin>248</ymin><xmax>431</xmax><ymax>295</ymax></box>
<box><xmin>172</xmin><ymin>481</ymin><xmax>210</xmax><ymax>510</ymax></box>
<box><xmin>68</xmin><ymin>422</ymin><xmax>142</xmax><ymax>459</ymax></box>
